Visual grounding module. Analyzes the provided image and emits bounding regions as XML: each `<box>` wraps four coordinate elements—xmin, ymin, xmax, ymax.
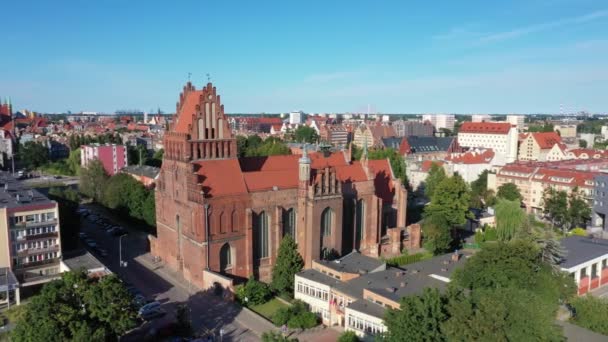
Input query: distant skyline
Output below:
<box><xmin>1</xmin><ymin>1</ymin><xmax>607</xmax><ymax>114</ymax></box>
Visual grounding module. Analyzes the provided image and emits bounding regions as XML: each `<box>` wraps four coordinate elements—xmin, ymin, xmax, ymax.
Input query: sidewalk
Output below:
<box><xmin>135</xmin><ymin>253</ymin><xmax>274</xmax><ymax>337</ymax></box>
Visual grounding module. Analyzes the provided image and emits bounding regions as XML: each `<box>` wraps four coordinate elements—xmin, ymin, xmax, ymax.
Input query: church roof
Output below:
<box><xmin>194</xmin><ymin>158</ymin><xmax>248</xmax><ymax>197</ymax></box>
<box><xmin>174</xmin><ymin>89</ymin><xmax>203</xmax><ymax>134</ymax></box>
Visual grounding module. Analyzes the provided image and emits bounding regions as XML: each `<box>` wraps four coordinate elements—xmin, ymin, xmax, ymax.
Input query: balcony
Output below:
<box><xmin>16</xmin><ymin>245</ymin><xmax>60</xmax><ymax>257</ymax></box>
<box><xmin>24</xmin><ymin>231</ymin><xmax>58</xmax><ymax>241</ymax></box>
<box><xmin>12</xmin><ymin>218</ymin><xmax>58</xmax><ymax>229</ymax></box>
<box><xmin>17</xmin><ymin>258</ymin><xmax>60</xmax><ymax>271</ymax></box>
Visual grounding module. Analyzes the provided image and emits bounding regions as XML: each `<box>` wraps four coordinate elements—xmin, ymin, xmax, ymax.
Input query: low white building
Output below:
<box><xmin>294</xmin><ymin>251</ymin><xmax>469</xmax><ymax>340</ymax></box>
<box><xmin>444</xmin><ymin>149</ymin><xmax>497</xmax><ymax>183</ymax></box>
<box><xmin>560</xmin><ymin>236</ymin><xmax>608</xmax><ymax>296</ymax></box>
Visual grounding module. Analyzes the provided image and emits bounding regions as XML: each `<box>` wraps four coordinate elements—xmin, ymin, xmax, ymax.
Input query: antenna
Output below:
<box><xmin>206</xmin><ymin>73</ymin><xmax>211</xmax><ymax>83</ymax></box>
<box><xmin>188</xmin><ymin>72</ymin><xmax>192</xmax><ymax>82</ymax></box>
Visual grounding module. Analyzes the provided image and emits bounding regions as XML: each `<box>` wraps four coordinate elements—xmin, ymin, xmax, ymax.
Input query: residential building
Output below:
<box><xmin>546</xmin><ymin>143</ymin><xmax>569</xmax><ymax>161</ymax></box>
<box><xmin>580</xmin><ymin>133</ymin><xmax>596</xmax><ymax>149</ymax></box>
<box><xmin>122</xmin><ymin>165</ymin><xmax>160</xmax><ymax>188</ymax></box>
<box><xmin>444</xmin><ymin>149</ymin><xmax>497</xmax><ymax>183</ymax></box>
<box><xmin>290</xmin><ymin>111</ymin><xmax>303</xmax><ymax>125</ymax></box>
<box><xmin>488</xmin><ymin>163</ymin><xmax>597</xmax><ymax>214</ymax></box>
<box><xmin>555</xmin><ymin>124</ymin><xmax>578</xmax><ymax>139</ymax></box>
<box><xmin>391</xmin><ymin>120</ymin><xmax>434</xmax><ymax>137</ymax></box>
<box><xmin>593</xmin><ymin>174</ymin><xmax>608</xmax><ymax>231</ymax></box>
<box><xmin>295</xmin><ymin>250</ymin><xmax>467</xmax><ymax>339</ymax></box>
<box><xmin>407</xmin><ymin>160</ymin><xmax>446</xmax><ymax>192</ymax></box>
<box><xmin>0</xmin><ymin>172</ymin><xmax>61</xmax><ymax>286</ymax></box>
<box><xmin>352</xmin><ymin>124</ymin><xmax>396</xmax><ymax>148</ymax></box>
<box><xmin>471</xmin><ymin>114</ymin><xmax>492</xmax><ymax>122</ymax></box>
<box><xmin>518</xmin><ymin>132</ymin><xmax>563</xmax><ymax>161</ymax></box>
<box><xmin>81</xmin><ymin>144</ymin><xmax>128</xmax><ymax>176</ymax></box>
<box><xmin>0</xmin><ymin>130</ymin><xmax>13</xmax><ymax>168</ymax></box>
<box><xmin>506</xmin><ymin>114</ymin><xmax>525</xmax><ymax>130</ymax></box>
<box><xmin>458</xmin><ymin>122</ymin><xmax>518</xmax><ymax>164</ymax></box>
<box><xmin>320</xmin><ymin>124</ymin><xmax>349</xmax><ymax>147</ymax></box>
<box><xmin>560</xmin><ymin>236</ymin><xmax>608</xmax><ymax>295</ymax></box>
<box><xmin>421</xmin><ymin>114</ymin><xmax>454</xmax><ymax>131</ymax></box>
<box><xmin>150</xmin><ymin>82</ymin><xmax>418</xmax><ymax>290</ymax></box>
<box><xmin>400</xmin><ymin>136</ymin><xmax>459</xmax><ymax>161</ymax></box>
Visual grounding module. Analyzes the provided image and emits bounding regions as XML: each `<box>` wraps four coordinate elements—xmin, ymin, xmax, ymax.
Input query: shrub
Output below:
<box><xmin>236</xmin><ymin>277</ymin><xmax>272</xmax><ymax>306</ymax></box>
<box><xmin>262</xmin><ymin>331</ymin><xmax>299</xmax><ymax>342</ymax></box>
<box><xmin>272</xmin><ymin>307</ymin><xmax>291</xmax><ymax>326</ymax></box>
<box><xmin>474</xmin><ymin>230</ymin><xmax>485</xmax><ymax>244</ymax></box>
<box><xmin>569</xmin><ymin>228</ymin><xmax>587</xmax><ymax>237</ymax></box>
<box><xmin>287</xmin><ymin>311</ymin><xmax>318</xmax><ymax>329</ymax></box>
<box><xmin>570</xmin><ymin>296</ymin><xmax>608</xmax><ymax>335</ymax></box>
<box><xmin>484</xmin><ymin>228</ymin><xmax>497</xmax><ymax>241</ymax></box>
<box><xmin>384</xmin><ymin>252</ymin><xmax>432</xmax><ymax>267</ymax></box>
<box><xmin>338</xmin><ymin>330</ymin><xmax>360</xmax><ymax>342</ymax></box>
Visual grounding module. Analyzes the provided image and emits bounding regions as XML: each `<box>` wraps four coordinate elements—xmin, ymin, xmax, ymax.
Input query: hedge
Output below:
<box><xmin>384</xmin><ymin>252</ymin><xmax>431</xmax><ymax>267</ymax></box>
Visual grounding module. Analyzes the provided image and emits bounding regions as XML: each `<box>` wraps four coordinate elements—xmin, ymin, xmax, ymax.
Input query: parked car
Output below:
<box><xmin>140</xmin><ymin>308</ymin><xmax>166</xmax><ymax>321</ymax></box>
<box><xmin>138</xmin><ymin>301</ymin><xmax>161</xmax><ymax>316</ymax></box>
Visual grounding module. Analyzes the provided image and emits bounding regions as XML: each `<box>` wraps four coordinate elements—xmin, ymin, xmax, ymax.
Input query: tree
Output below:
<box><xmin>67</xmin><ymin>148</ymin><xmax>81</xmax><ymax>175</ymax></box>
<box><xmin>568</xmin><ymin>188</ymin><xmax>591</xmax><ymax>230</ymax></box>
<box><xmin>293</xmin><ymin>126</ymin><xmax>319</xmax><ymax>143</ymax></box>
<box><xmin>79</xmin><ymin>159</ymin><xmax>109</xmax><ymax>202</ymax></box>
<box><xmin>543</xmin><ymin>187</ymin><xmax>569</xmax><ymax>231</ymax></box>
<box><xmin>19</xmin><ymin>141</ymin><xmax>49</xmax><ymax>169</ymax></box>
<box><xmin>496</xmin><ymin>183</ymin><xmax>522</xmax><ymax>202</ymax></box>
<box><xmin>174</xmin><ymin>304</ymin><xmax>193</xmax><ymax>337</ymax></box>
<box><xmin>443</xmin><ymin>287</ymin><xmax>563</xmax><ymax>342</ymax></box>
<box><xmin>422</xmin><ymin>222</ymin><xmax>453</xmax><ymax>255</ymax></box>
<box><xmin>337</xmin><ymin>331</ymin><xmax>359</xmax><ymax>342</ymax></box>
<box><xmin>424</xmin><ymin>163</ymin><xmax>447</xmax><ymax>199</ymax></box>
<box><xmin>579</xmin><ymin>139</ymin><xmax>588</xmax><ymax>148</ymax></box>
<box><xmin>495</xmin><ymin>199</ymin><xmax>526</xmax><ymax>241</ymax></box>
<box><xmin>271</xmin><ymin>235</ymin><xmax>304</xmax><ymax>295</ymax></box>
<box><xmin>11</xmin><ymin>271</ymin><xmax>137</xmax><ymax>342</ymax></box>
<box><xmin>142</xmin><ymin>192</ymin><xmax>156</xmax><ymax>226</ymax></box>
<box><xmin>570</xmin><ymin>296</ymin><xmax>608</xmax><ymax>335</ymax></box>
<box><xmin>470</xmin><ymin>170</ymin><xmax>491</xmax><ymax>209</ymax></box>
<box><xmin>368</xmin><ymin>148</ymin><xmax>408</xmax><ymax>185</ymax></box>
<box><xmin>382</xmin><ymin>288</ymin><xmax>448</xmax><ymax>342</ymax></box>
<box><xmin>261</xmin><ymin>331</ymin><xmax>299</xmax><ymax>342</ymax></box>
<box><xmin>424</xmin><ymin>175</ymin><xmax>471</xmax><ymax>229</ymax></box>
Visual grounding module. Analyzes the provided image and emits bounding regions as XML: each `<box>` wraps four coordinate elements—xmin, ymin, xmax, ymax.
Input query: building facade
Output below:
<box><xmin>458</xmin><ymin>122</ymin><xmax>518</xmax><ymax>164</ymax></box>
<box><xmin>391</xmin><ymin>120</ymin><xmax>434</xmax><ymax>137</ymax></box>
<box><xmin>0</xmin><ymin>172</ymin><xmax>61</xmax><ymax>286</ymax></box>
<box><xmin>150</xmin><ymin>82</ymin><xmax>417</xmax><ymax>289</ymax></box>
<box><xmin>421</xmin><ymin>114</ymin><xmax>455</xmax><ymax>131</ymax></box>
<box><xmin>560</xmin><ymin>236</ymin><xmax>608</xmax><ymax>296</ymax></box>
<box><xmin>81</xmin><ymin>144</ymin><xmax>128</xmax><ymax>176</ymax></box>
<box><xmin>518</xmin><ymin>132</ymin><xmax>563</xmax><ymax>161</ymax></box>
<box><xmin>506</xmin><ymin>115</ymin><xmax>525</xmax><ymax>130</ymax></box>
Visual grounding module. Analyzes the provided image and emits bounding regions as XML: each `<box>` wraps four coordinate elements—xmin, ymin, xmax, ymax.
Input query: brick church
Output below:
<box><xmin>150</xmin><ymin>82</ymin><xmax>420</xmax><ymax>288</ymax></box>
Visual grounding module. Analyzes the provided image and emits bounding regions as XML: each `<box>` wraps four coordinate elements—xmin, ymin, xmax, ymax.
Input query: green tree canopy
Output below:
<box><xmin>495</xmin><ymin>199</ymin><xmax>526</xmax><ymax>241</ymax></box>
<box><xmin>496</xmin><ymin>182</ymin><xmax>522</xmax><ymax>202</ymax></box>
<box><xmin>543</xmin><ymin>187</ymin><xmax>569</xmax><ymax>230</ymax></box>
<box><xmin>424</xmin><ymin>163</ymin><xmax>447</xmax><ymax>199</ymax></box>
<box><xmin>424</xmin><ymin>175</ymin><xmax>471</xmax><ymax>229</ymax></box>
<box><xmin>11</xmin><ymin>271</ymin><xmax>137</xmax><ymax>342</ymax></box>
<box><xmin>568</xmin><ymin>188</ymin><xmax>591</xmax><ymax>230</ymax></box>
<box><xmin>271</xmin><ymin>235</ymin><xmax>304</xmax><ymax>295</ymax></box>
<box><xmin>79</xmin><ymin>159</ymin><xmax>109</xmax><ymax>202</ymax></box>
<box><xmin>570</xmin><ymin>296</ymin><xmax>608</xmax><ymax>335</ymax></box>
<box><xmin>382</xmin><ymin>288</ymin><xmax>448</xmax><ymax>342</ymax></box>
<box><xmin>19</xmin><ymin>141</ymin><xmax>49</xmax><ymax>169</ymax></box>
<box><xmin>293</xmin><ymin>125</ymin><xmax>319</xmax><ymax>143</ymax></box>
<box><xmin>422</xmin><ymin>222</ymin><xmax>453</xmax><ymax>255</ymax></box>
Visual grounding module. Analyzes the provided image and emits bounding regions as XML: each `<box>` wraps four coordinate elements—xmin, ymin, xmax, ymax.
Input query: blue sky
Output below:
<box><xmin>1</xmin><ymin>0</ymin><xmax>607</xmax><ymax>114</ymax></box>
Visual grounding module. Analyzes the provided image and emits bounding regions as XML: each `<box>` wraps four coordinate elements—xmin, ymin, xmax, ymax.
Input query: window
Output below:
<box><xmin>321</xmin><ymin>208</ymin><xmax>333</xmax><ymax>237</ymax></box>
<box><xmin>282</xmin><ymin>208</ymin><xmax>296</xmax><ymax>237</ymax></box>
<box><xmin>254</xmin><ymin>211</ymin><xmax>269</xmax><ymax>259</ymax></box>
<box><xmin>592</xmin><ymin>264</ymin><xmax>598</xmax><ymax>279</ymax></box>
<box><xmin>219</xmin><ymin>243</ymin><xmax>232</xmax><ymax>273</ymax></box>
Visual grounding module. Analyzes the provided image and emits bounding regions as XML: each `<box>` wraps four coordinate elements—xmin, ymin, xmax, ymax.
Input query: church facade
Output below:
<box><xmin>150</xmin><ymin>82</ymin><xmax>420</xmax><ymax>288</ymax></box>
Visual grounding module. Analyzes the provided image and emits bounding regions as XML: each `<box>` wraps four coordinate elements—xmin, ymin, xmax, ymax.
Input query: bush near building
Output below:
<box><xmin>338</xmin><ymin>330</ymin><xmax>360</xmax><ymax>342</ymax></box>
<box><xmin>235</xmin><ymin>277</ymin><xmax>272</xmax><ymax>306</ymax></box>
<box><xmin>271</xmin><ymin>300</ymin><xmax>319</xmax><ymax>329</ymax></box>
<box><xmin>383</xmin><ymin>251</ymin><xmax>432</xmax><ymax>267</ymax></box>
<box><xmin>570</xmin><ymin>296</ymin><xmax>608</xmax><ymax>335</ymax></box>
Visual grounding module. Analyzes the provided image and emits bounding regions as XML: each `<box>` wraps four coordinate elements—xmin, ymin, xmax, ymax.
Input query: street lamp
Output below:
<box><xmin>119</xmin><ymin>234</ymin><xmax>128</xmax><ymax>268</ymax></box>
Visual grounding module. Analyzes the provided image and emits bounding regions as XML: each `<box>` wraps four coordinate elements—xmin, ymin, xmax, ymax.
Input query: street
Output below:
<box><xmin>78</xmin><ymin>204</ymin><xmax>258</xmax><ymax>341</ymax></box>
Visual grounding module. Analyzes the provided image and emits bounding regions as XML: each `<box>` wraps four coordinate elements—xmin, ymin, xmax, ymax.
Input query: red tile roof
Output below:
<box><xmin>460</xmin><ymin>122</ymin><xmax>512</xmax><ymax>134</ymax></box>
<box><xmin>194</xmin><ymin>159</ymin><xmax>248</xmax><ymax>197</ymax></box>
<box><xmin>399</xmin><ymin>138</ymin><xmax>411</xmax><ymax>155</ymax></box>
<box><xmin>530</xmin><ymin>132</ymin><xmax>562</xmax><ymax>149</ymax></box>
<box><xmin>421</xmin><ymin>160</ymin><xmax>444</xmax><ymax>172</ymax></box>
<box><xmin>243</xmin><ymin>170</ymin><xmax>298</xmax><ymax>192</ymax></box>
<box><xmin>446</xmin><ymin>149</ymin><xmax>495</xmax><ymax>164</ymax></box>
<box><xmin>174</xmin><ymin>90</ymin><xmax>203</xmax><ymax>134</ymax></box>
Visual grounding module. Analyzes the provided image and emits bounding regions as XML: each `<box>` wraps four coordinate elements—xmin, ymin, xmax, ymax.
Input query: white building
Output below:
<box><xmin>381</xmin><ymin>115</ymin><xmax>390</xmax><ymax>123</ymax></box>
<box><xmin>457</xmin><ymin>122</ymin><xmax>518</xmax><ymax>164</ymax></box>
<box><xmin>506</xmin><ymin>115</ymin><xmax>525</xmax><ymax>130</ymax></box>
<box><xmin>444</xmin><ymin>149</ymin><xmax>498</xmax><ymax>183</ymax></box>
<box><xmin>422</xmin><ymin>114</ymin><xmax>455</xmax><ymax>131</ymax></box>
<box><xmin>289</xmin><ymin>111</ymin><xmax>303</xmax><ymax>125</ymax></box>
<box><xmin>471</xmin><ymin>114</ymin><xmax>492</xmax><ymax>122</ymax></box>
<box><xmin>560</xmin><ymin>236</ymin><xmax>608</xmax><ymax>296</ymax></box>
<box><xmin>294</xmin><ymin>251</ymin><xmax>469</xmax><ymax>340</ymax></box>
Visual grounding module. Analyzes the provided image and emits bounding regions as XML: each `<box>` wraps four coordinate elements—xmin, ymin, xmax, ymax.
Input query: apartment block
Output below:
<box><xmin>506</xmin><ymin>114</ymin><xmax>525</xmax><ymax>130</ymax></box>
<box><xmin>421</xmin><ymin>114</ymin><xmax>455</xmax><ymax>131</ymax></box>
<box><xmin>458</xmin><ymin>122</ymin><xmax>518</xmax><ymax>164</ymax></box>
<box><xmin>0</xmin><ymin>172</ymin><xmax>61</xmax><ymax>286</ymax></box>
<box><xmin>81</xmin><ymin>143</ymin><xmax>128</xmax><ymax>176</ymax></box>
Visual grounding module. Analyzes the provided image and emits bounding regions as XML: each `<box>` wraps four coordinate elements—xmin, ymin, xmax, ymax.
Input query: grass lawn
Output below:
<box><xmin>250</xmin><ymin>298</ymin><xmax>289</xmax><ymax>321</ymax></box>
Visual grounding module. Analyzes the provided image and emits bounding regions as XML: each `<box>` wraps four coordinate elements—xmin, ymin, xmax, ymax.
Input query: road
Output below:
<box><xmin>78</xmin><ymin>204</ymin><xmax>258</xmax><ymax>341</ymax></box>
